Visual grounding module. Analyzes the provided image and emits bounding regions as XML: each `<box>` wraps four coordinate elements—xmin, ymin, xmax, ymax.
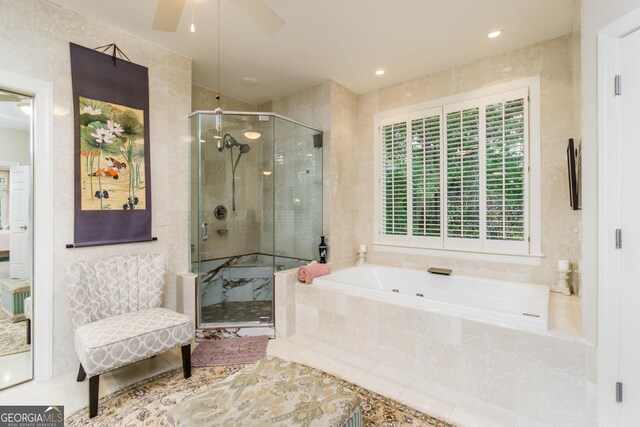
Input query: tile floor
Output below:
<box><xmin>0</xmin><ymin>336</ymin><xmax>556</xmax><ymax>426</ymax></box>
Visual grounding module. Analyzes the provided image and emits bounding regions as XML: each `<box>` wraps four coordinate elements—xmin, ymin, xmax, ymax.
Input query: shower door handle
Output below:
<box><xmin>201</xmin><ymin>222</ymin><xmax>208</xmax><ymax>241</ymax></box>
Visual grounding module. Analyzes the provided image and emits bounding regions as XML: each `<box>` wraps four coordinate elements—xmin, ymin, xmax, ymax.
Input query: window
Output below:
<box><xmin>374</xmin><ymin>80</ymin><xmax>540</xmax><ymax>258</ymax></box>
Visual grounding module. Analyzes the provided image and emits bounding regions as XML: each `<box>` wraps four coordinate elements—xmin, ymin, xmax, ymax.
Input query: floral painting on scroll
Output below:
<box><xmin>79</xmin><ymin>96</ymin><xmax>146</xmax><ymax>211</ymax></box>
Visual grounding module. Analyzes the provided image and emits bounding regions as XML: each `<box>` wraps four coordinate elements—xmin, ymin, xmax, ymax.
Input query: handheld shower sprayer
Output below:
<box><xmin>221</xmin><ymin>133</ymin><xmax>251</xmax><ymax>211</ymax></box>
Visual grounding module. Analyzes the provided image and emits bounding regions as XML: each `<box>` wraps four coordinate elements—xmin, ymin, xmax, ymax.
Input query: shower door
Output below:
<box><xmin>191</xmin><ymin>113</ymin><xmax>275</xmax><ymax>328</ymax></box>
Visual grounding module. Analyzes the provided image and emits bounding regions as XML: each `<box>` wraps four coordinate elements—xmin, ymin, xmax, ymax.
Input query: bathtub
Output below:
<box><xmin>312</xmin><ymin>265</ymin><xmax>550</xmax><ymax>329</ymax></box>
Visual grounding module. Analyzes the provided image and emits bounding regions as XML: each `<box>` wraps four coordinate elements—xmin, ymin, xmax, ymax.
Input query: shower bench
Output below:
<box><xmin>166</xmin><ymin>356</ymin><xmax>362</xmax><ymax>427</ymax></box>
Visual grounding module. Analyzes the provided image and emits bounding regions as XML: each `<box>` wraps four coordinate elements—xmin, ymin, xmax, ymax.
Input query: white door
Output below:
<box><xmin>9</xmin><ymin>165</ymin><xmax>30</xmax><ymax>279</ymax></box>
<box><xmin>620</xmin><ymin>27</ymin><xmax>640</xmax><ymax>425</ymax></box>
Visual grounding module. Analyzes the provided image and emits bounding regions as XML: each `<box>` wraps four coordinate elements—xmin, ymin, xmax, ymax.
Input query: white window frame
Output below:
<box><xmin>373</xmin><ymin>77</ymin><xmax>541</xmax><ymax>264</ymax></box>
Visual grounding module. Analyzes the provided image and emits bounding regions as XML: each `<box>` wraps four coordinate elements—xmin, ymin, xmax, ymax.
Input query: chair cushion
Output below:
<box><xmin>75</xmin><ymin>307</ymin><xmax>193</xmax><ymax>377</ymax></box>
<box><xmin>166</xmin><ymin>356</ymin><xmax>361</xmax><ymax>427</ymax></box>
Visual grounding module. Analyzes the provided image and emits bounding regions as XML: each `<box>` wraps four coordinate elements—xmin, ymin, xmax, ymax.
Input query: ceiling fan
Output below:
<box><xmin>152</xmin><ymin>0</ymin><xmax>285</xmax><ymax>34</ymax></box>
<box><xmin>0</xmin><ymin>93</ymin><xmax>24</xmax><ymax>103</ymax></box>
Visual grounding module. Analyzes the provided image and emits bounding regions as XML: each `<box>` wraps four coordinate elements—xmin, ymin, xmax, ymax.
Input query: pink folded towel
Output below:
<box><xmin>297</xmin><ymin>264</ymin><xmax>332</xmax><ymax>284</ymax></box>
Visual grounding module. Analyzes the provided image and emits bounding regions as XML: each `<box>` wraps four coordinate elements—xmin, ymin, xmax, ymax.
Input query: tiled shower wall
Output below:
<box><xmin>260</xmin><ymin>81</ymin><xmax>359</xmax><ymax>268</ymax></box>
<box><xmin>264</xmin><ymin>122</ymin><xmax>323</xmax><ymax>261</ymax></box>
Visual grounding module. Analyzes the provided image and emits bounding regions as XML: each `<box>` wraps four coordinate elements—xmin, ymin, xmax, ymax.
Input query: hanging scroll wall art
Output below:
<box><xmin>70</xmin><ymin>43</ymin><xmax>153</xmax><ymax>247</ymax></box>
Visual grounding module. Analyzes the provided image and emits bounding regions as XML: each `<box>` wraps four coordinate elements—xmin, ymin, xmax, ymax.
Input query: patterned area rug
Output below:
<box><xmin>66</xmin><ymin>362</ymin><xmax>456</xmax><ymax>427</ymax></box>
<box><xmin>0</xmin><ymin>311</ymin><xmax>29</xmax><ymax>357</ymax></box>
<box><xmin>191</xmin><ymin>335</ymin><xmax>269</xmax><ymax>367</ymax></box>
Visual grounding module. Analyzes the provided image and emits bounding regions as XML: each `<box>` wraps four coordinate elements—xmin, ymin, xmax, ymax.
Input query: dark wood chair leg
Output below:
<box><xmin>181</xmin><ymin>344</ymin><xmax>191</xmax><ymax>378</ymax></box>
<box><xmin>89</xmin><ymin>375</ymin><xmax>99</xmax><ymax>418</ymax></box>
<box><xmin>26</xmin><ymin>319</ymin><xmax>31</xmax><ymax>345</ymax></box>
<box><xmin>76</xmin><ymin>364</ymin><xmax>86</xmax><ymax>382</ymax></box>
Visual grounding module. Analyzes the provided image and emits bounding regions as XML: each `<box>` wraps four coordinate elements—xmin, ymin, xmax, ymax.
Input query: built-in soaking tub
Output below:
<box><xmin>313</xmin><ymin>265</ymin><xmax>550</xmax><ymax>329</ymax></box>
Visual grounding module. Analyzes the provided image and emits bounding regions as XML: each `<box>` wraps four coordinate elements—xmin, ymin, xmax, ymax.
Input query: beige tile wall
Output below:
<box><xmin>263</xmin><ymin>36</ymin><xmax>581</xmax><ymax>285</ymax></box>
<box><xmin>0</xmin><ymin>0</ymin><xmax>192</xmax><ymax>376</ymax></box>
<box><xmin>191</xmin><ymin>84</ymin><xmax>256</xmax><ymax>113</ymax></box>
<box><xmin>260</xmin><ymin>81</ymin><xmax>360</xmax><ymax>268</ymax></box>
<box><xmin>259</xmin><ymin>82</ymin><xmax>337</xmax><ymax>262</ymax></box>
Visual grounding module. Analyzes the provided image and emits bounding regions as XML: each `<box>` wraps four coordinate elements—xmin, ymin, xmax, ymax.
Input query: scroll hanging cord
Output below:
<box><xmin>93</xmin><ymin>43</ymin><xmax>132</xmax><ymax>66</ymax></box>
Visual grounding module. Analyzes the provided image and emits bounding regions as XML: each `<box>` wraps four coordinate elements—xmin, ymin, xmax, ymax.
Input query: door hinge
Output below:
<box><xmin>616</xmin><ymin>382</ymin><xmax>623</xmax><ymax>402</ymax></box>
<box><xmin>616</xmin><ymin>228</ymin><xmax>623</xmax><ymax>249</ymax></box>
<box><xmin>615</xmin><ymin>75</ymin><xmax>622</xmax><ymax>96</ymax></box>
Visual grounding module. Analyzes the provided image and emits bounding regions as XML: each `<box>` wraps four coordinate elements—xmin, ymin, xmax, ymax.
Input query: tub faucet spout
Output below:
<box><xmin>427</xmin><ymin>267</ymin><xmax>452</xmax><ymax>276</ymax></box>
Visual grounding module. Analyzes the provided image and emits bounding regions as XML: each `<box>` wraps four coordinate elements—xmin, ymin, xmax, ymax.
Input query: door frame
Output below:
<box><xmin>597</xmin><ymin>7</ymin><xmax>640</xmax><ymax>426</ymax></box>
<box><xmin>0</xmin><ymin>70</ymin><xmax>54</xmax><ymax>382</ymax></box>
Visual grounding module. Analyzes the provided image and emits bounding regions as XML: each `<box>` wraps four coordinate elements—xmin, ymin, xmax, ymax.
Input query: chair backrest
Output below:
<box><xmin>66</xmin><ymin>254</ymin><xmax>165</xmax><ymax>329</ymax></box>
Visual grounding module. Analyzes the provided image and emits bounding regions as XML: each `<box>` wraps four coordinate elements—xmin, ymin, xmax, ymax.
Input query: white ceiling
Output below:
<box><xmin>0</xmin><ymin>94</ymin><xmax>31</xmax><ymax>131</ymax></box>
<box><xmin>49</xmin><ymin>0</ymin><xmax>576</xmax><ymax>105</ymax></box>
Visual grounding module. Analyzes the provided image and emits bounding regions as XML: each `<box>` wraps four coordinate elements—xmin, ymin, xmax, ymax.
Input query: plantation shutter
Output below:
<box><xmin>445</xmin><ymin>104</ymin><xmax>481</xmax><ymax>250</ymax></box>
<box><xmin>410</xmin><ymin>110</ymin><xmax>442</xmax><ymax>244</ymax></box>
<box><xmin>376</xmin><ymin>86</ymin><xmax>532</xmax><ymax>255</ymax></box>
<box><xmin>380</xmin><ymin>120</ymin><xmax>408</xmax><ymax>237</ymax></box>
<box><xmin>484</xmin><ymin>90</ymin><xmax>529</xmax><ymax>253</ymax></box>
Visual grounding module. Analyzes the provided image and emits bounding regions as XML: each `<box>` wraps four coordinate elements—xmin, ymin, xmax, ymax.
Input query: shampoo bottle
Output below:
<box><xmin>319</xmin><ymin>236</ymin><xmax>328</xmax><ymax>263</ymax></box>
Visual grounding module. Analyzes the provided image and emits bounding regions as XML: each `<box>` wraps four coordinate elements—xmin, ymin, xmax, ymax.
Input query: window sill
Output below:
<box><xmin>372</xmin><ymin>243</ymin><xmax>543</xmax><ymax>266</ymax></box>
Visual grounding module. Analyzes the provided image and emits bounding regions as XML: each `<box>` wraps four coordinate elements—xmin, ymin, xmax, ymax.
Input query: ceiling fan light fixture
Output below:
<box><xmin>244</xmin><ymin>131</ymin><xmax>261</xmax><ymax>140</ymax></box>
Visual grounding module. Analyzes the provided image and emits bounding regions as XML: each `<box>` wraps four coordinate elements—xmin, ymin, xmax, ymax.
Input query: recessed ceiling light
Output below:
<box><xmin>240</xmin><ymin>77</ymin><xmax>258</xmax><ymax>86</ymax></box>
<box><xmin>488</xmin><ymin>30</ymin><xmax>502</xmax><ymax>39</ymax></box>
<box><xmin>375</xmin><ymin>69</ymin><xmax>385</xmax><ymax>76</ymax></box>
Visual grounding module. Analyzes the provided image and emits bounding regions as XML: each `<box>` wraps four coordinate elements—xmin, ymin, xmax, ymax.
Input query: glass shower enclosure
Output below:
<box><xmin>189</xmin><ymin>112</ymin><xmax>323</xmax><ymax>329</ymax></box>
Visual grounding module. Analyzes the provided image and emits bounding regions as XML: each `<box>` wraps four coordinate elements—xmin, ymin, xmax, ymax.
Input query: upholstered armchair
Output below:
<box><xmin>66</xmin><ymin>254</ymin><xmax>194</xmax><ymax>418</ymax></box>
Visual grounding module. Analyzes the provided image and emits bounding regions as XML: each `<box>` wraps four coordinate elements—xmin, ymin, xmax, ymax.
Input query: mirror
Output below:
<box><xmin>0</xmin><ymin>89</ymin><xmax>33</xmax><ymax>390</ymax></box>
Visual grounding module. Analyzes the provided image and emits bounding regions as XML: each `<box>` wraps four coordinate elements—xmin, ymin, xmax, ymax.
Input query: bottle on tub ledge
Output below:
<box><xmin>319</xmin><ymin>235</ymin><xmax>328</xmax><ymax>263</ymax></box>
<box><xmin>356</xmin><ymin>243</ymin><xmax>367</xmax><ymax>266</ymax></box>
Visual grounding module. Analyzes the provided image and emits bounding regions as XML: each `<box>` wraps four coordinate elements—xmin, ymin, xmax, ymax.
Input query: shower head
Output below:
<box><xmin>223</xmin><ymin>133</ymin><xmax>238</xmax><ymax>149</ymax></box>
<box><xmin>222</xmin><ymin>133</ymin><xmax>251</xmax><ymax>154</ymax></box>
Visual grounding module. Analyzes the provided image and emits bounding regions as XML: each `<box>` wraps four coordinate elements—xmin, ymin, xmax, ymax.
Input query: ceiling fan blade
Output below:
<box><xmin>0</xmin><ymin>94</ymin><xmax>21</xmax><ymax>102</ymax></box>
<box><xmin>152</xmin><ymin>0</ymin><xmax>187</xmax><ymax>32</ymax></box>
<box><xmin>228</xmin><ymin>0</ymin><xmax>285</xmax><ymax>35</ymax></box>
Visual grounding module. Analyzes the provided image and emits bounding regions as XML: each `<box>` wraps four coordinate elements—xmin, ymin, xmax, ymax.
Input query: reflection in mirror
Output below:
<box><xmin>0</xmin><ymin>88</ymin><xmax>33</xmax><ymax>390</ymax></box>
